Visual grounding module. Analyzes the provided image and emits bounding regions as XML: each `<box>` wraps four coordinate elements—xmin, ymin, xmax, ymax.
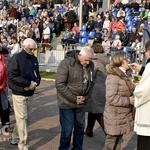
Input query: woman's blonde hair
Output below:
<box><xmin>111</xmin><ymin>51</ymin><xmax>126</xmax><ymax>67</ymax></box>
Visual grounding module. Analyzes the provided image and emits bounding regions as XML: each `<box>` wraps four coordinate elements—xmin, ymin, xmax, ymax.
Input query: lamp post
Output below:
<box><xmin>79</xmin><ymin>0</ymin><xmax>83</xmax><ymax>30</ymax></box>
<box><xmin>108</xmin><ymin>0</ymin><xmax>110</xmax><ymax>9</ymax></box>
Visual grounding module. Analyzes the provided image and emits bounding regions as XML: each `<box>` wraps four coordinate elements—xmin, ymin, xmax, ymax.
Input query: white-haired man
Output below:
<box><xmin>8</xmin><ymin>38</ymin><xmax>41</xmax><ymax>150</ymax></box>
<box><xmin>55</xmin><ymin>46</ymin><xmax>95</xmax><ymax>150</ymax></box>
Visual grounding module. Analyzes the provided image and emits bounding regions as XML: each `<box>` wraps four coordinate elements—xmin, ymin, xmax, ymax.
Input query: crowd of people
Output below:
<box><xmin>0</xmin><ymin>0</ymin><xmax>150</xmax><ymax>150</ymax></box>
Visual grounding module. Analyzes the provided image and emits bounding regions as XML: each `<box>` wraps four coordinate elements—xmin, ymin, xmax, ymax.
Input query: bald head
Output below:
<box><xmin>78</xmin><ymin>46</ymin><xmax>94</xmax><ymax>67</ymax></box>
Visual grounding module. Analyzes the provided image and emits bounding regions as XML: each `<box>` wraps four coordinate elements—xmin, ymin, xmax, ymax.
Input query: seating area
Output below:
<box><xmin>76</xmin><ymin>4</ymin><xmax>149</xmax><ymax>45</ymax></box>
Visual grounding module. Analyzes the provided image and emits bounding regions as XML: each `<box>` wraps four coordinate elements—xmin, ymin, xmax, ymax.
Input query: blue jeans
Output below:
<box><xmin>59</xmin><ymin>108</ymin><xmax>85</xmax><ymax>150</ymax></box>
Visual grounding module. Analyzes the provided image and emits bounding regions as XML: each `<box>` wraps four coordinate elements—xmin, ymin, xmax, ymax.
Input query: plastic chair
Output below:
<box><xmin>133</xmin><ymin>16</ymin><xmax>138</xmax><ymax>22</ymax></box>
<box><xmin>138</xmin><ymin>7</ymin><xmax>142</xmax><ymax>12</ymax></box>
<box><xmin>127</xmin><ymin>26</ymin><xmax>133</xmax><ymax>33</ymax></box>
<box><xmin>126</xmin><ymin>21</ymin><xmax>133</xmax><ymax>27</ymax></box>
<box><xmin>55</xmin><ymin>5</ymin><xmax>60</xmax><ymax>10</ymax></box>
<box><xmin>80</xmin><ymin>38</ymin><xmax>88</xmax><ymax>45</ymax></box>
<box><xmin>80</xmin><ymin>31</ymin><xmax>88</xmax><ymax>38</ymax></box>
<box><xmin>112</xmin><ymin>12</ymin><xmax>117</xmax><ymax>18</ymax></box>
<box><xmin>125</xmin><ymin>11</ymin><xmax>131</xmax><ymax>16</ymax></box>
<box><xmin>88</xmin><ymin>31</ymin><xmax>95</xmax><ymax>39</ymax></box>
<box><xmin>111</xmin><ymin>7</ymin><xmax>116</xmax><ymax>13</ymax></box>
<box><xmin>125</xmin><ymin>16</ymin><xmax>132</xmax><ymax>22</ymax></box>
<box><xmin>125</xmin><ymin>7</ymin><xmax>130</xmax><ymax>13</ymax></box>
<box><xmin>81</xmin><ymin>25</ymin><xmax>87</xmax><ymax>31</ymax></box>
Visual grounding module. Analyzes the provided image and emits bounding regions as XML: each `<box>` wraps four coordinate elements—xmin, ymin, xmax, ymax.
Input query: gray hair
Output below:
<box><xmin>79</xmin><ymin>46</ymin><xmax>94</xmax><ymax>58</ymax></box>
<box><xmin>23</xmin><ymin>38</ymin><xmax>36</xmax><ymax>48</ymax></box>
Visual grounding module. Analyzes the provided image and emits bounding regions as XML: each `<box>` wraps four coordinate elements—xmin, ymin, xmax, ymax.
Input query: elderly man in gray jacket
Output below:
<box><xmin>55</xmin><ymin>46</ymin><xmax>94</xmax><ymax>150</ymax></box>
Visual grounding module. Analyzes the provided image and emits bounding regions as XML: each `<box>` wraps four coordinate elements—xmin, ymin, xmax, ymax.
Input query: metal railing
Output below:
<box><xmin>37</xmin><ymin>43</ymin><xmax>146</xmax><ymax>69</ymax></box>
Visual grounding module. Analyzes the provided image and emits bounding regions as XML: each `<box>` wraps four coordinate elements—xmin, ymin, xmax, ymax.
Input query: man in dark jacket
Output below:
<box><xmin>83</xmin><ymin>0</ymin><xmax>92</xmax><ymax>23</ymax></box>
<box><xmin>86</xmin><ymin>16</ymin><xmax>95</xmax><ymax>32</ymax></box>
<box><xmin>67</xmin><ymin>7</ymin><xmax>77</xmax><ymax>31</ymax></box>
<box><xmin>55</xmin><ymin>46</ymin><xmax>94</xmax><ymax>150</ymax></box>
<box><xmin>8</xmin><ymin>38</ymin><xmax>41</xmax><ymax>150</ymax></box>
<box><xmin>40</xmin><ymin>0</ymin><xmax>47</xmax><ymax>9</ymax></box>
<box><xmin>54</xmin><ymin>9</ymin><xmax>62</xmax><ymax>37</ymax></box>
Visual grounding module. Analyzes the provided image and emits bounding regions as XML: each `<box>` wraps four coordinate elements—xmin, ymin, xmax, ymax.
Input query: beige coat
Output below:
<box><xmin>104</xmin><ymin>65</ymin><xmax>134</xmax><ymax>136</ymax></box>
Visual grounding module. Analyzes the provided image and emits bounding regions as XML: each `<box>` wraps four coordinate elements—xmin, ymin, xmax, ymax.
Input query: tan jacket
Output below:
<box><xmin>104</xmin><ymin>65</ymin><xmax>134</xmax><ymax>135</ymax></box>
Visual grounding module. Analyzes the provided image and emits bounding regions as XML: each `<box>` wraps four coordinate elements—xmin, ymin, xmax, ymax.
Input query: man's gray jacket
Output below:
<box><xmin>55</xmin><ymin>50</ymin><xmax>94</xmax><ymax>109</ymax></box>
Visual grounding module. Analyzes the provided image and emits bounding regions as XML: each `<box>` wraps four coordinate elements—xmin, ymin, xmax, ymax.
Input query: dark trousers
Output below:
<box><xmin>42</xmin><ymin>39</ymin><xmax>52</xmax><ymax>53</ymax></box>
<box><xmin>93</xmin><ymin>2</ymin><xmax>97</xmax><ymax>12</ymax></box>
<box><xmin>83</xmin><ymin>15</ymin><xmax>88</xmax><ymax>24</ymax></box>
<box><xmin>137</xmin><ymin>135</ymin><xmax>150</xmax><ymax>150</ymax></box>
<box><xmin>54</xmin><ymin>22</ymin><xmax>61</xmax><ymax>36</ymax></box>
<box><xmin>98</xmin><ymin>2</ymin><xmax>103</xmax><ymax>8</ymax></box>
<box><xmin>59</xmin><ymin>108</ymin><xmax>85</xmax><ymax>150</ymax></box>
<box><xmin>0</xmin><ymin>95</ymin><xmax>10</xmax><ymax>126</ymax></box>
<box><xmin>67</xmin><ymin>22</ymin><xmax>74</xmax><ymax>31</ymax></box>
<box><xmin>86</xmin><ymin>113</ymin><xmax>105</xmax><ymax>134</ymax></box>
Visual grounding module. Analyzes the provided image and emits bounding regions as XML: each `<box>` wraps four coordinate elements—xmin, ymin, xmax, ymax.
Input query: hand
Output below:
<box><xmin>0</xmin><ymin>86</ymin><xmax>2</xmax><ymax>90</ymax></box>
<box><xmin>29</xmin><ymin>81</ymin><xmax>37</xmax><ymax>90</ymax></box>
<box><xmin>129</xmin><ymin>96</ymin><xmax>134</xmax><ymax>105</ymax></box>
<box><xmin>24</xmin><ymin>87</ymin><xmax>30</xmax><ymax>91</ymax></box>
<box><xmin>76</xmin><ymin>96</ymin><xmax>85</xmax><ymax>105</ymax></box>
<box><xmin>129</xmin><ymin>63</ymin><xmax>142</xmax><ymax>71</ymax></box>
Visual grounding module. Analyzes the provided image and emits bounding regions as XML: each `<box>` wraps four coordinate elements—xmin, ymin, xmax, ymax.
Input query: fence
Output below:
<box><xmin>37</xmin><ymin>43</ymin><xmax>146</xmax><ymax>72</ymax></box>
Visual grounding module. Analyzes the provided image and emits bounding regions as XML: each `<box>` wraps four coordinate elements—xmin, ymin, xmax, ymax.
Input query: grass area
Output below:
<box><xmin>40</xmin><ymin>71</ymin><xmax>56</xmax><ymax>79</ymax></box>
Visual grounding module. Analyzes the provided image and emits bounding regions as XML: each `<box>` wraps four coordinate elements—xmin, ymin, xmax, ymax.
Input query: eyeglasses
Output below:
<box><xmin>29</xmin><ymin>48</ymin><xmax>36</xmax><ymax>51</ymax></box>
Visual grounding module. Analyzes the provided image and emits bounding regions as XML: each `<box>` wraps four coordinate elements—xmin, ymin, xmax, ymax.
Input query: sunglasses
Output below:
<box><xmin>29</xmin><ymin>48</ymin><xmax>36</xmax><ymax>51</ymax></box>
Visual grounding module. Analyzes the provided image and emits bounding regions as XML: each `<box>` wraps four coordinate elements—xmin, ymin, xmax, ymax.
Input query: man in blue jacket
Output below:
<box><xmin>8</xmin><ymin>38</ymin><xmax>41</xmax><ymax>150</ymax></box>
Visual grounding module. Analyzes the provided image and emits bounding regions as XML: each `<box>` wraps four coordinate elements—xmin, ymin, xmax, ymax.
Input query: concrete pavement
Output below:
<box><xmin>0</xmin><ymin>80</ymin><xmax>137</xmax><ymax>150</ymax></box>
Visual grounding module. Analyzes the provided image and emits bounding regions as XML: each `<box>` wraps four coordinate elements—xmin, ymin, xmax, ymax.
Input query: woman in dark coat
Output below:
<box><xmin>85</xmin><ymin>43</ymin><xmax>110</xmax><ymax>137</ymax></box>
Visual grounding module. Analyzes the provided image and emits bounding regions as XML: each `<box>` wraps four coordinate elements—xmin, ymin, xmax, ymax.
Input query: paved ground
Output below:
<box><xmin>0</xmin><ymin>80</ymin><xmax>137</xmax><ymax>150</ymax></box>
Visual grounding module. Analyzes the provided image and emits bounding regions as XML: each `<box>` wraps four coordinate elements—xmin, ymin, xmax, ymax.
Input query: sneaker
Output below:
<box><xmin>10</xmin><ymin>140</ymin><xmax>19</xmax><ymax>145</ymax></box>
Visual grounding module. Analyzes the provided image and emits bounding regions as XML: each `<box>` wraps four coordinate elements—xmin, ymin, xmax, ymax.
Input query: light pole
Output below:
<box><xmin>21</xmin><ymin>0</ymin><xmax>24</xmax><ymax>5</ymax></box>
<box><xmin>108</xmin><ymin>0</ymin><xmax>111</xmax><ymax>9</ymax></box>
<box><xmin>79</xmin><ymin>0</ymin><xmax>83</xmax><ymax>30</ymax></box>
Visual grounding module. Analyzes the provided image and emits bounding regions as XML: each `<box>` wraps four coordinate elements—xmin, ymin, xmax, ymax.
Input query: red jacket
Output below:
<box><xmin>0</xmin><ymin>54</ymin><xmax>7</xmax><ymax>94</ymax></box>
<box><xmin>116</xmin><ymin>20</ymin><xmax>125</xmax><ymax>31</ymax></box>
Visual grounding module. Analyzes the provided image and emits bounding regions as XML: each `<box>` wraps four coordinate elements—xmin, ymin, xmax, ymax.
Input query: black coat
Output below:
<box><xmin>67</xmin><ymin>10</ymin><xmax>77</xmax><ymax>23</ymax></box>
<box><xmin>40</xmin><ymin>1</ymin><xmax>47</xmax><ymax>9</ymax></box>
<box><xmin>94</xmin><ymin>21</ymin><xmax>103</xmax><ymax>31</ymax></box>
<box><xmin>83</xmin><ymin>3</ymin><xmax>90</xmax><ymax>16</ymax></box>
<box><xmin>8</xmin><ymin>50</ymin><xmax>41</xmax><ymax>96</ymax></box>
<box><xmin>56</xmin><ymin>0</ymin><xmax>63</xmax><ymax>4</ymax></box>
<box><xmin>87</xmin><ymin>20</ymin><xmax>95</xmax><ymax>32</ymax></box>
<box><xmin>119</xmin><ymin>31</ymin><xmax>129</xmax><ymax>46</ymax></box>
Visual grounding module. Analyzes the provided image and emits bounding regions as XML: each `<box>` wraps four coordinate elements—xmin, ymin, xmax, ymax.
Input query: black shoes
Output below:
<box><xmin>84</xmin><ymin>131</ymin><xmax>93</xmax><ymax>137</ymax></box>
